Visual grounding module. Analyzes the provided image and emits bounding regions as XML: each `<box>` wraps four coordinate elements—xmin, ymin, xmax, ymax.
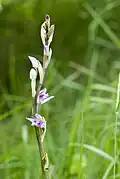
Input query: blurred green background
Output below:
<box><xmin>0</xmin><ymin>0</ymin><xmax>120</xmax><ymax>178</ymax></box>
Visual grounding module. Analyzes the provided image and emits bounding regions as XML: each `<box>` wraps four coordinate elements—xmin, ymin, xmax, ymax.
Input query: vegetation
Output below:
<box><xmin>0</xmin><ymin>0</ymin><xmax>120</xmax><ymax>178</ymax></box>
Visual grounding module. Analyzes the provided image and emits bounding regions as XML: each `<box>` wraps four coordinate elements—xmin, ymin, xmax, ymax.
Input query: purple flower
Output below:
<box><xmin>37</xmin><ymin>88</ymin><xmax>54</xmax><ymax>104</ymax></box>
<box><xmin>26</xmin><ymin>113</ymin><xmax>46</xmax><ymax>128</ymax></box>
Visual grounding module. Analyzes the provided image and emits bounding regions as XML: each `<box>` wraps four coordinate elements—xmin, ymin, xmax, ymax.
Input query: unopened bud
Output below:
<box><xmin>38</xmin><ymin>61</ymin><xmax>44</xmax><ymax>84</ymax></box>
<box><xmin>31</xmin><ymin>80</ymin><xmax>36</xmax><ymax>97</ymax></box>
<box><xmin>30</xmin><ymin>69</ymin><xmax>37</xmax><ymax>97</ymax></box>
<box><xmin>48</xmin><ymin>25</ymin><xmax>55</xmax><ymax>46</ymax></box>
<box><xmin>41</xmin><ymin>23</ymin><xmax>46</xmax><ymax>46</ymax></box>
<box><xmin>28</xmin><ymin>56</ymin><xmax>39</xmax><ymax>69</ymax></box>
<box><xmin>44</xmin><ymin>48</ymin><xmax>52</xmax><ymax>69</ymax></box>
<box><xmin>30</xmin><ymin>68</ymin><xmax>37</xmax><ymax>80</ymax></box>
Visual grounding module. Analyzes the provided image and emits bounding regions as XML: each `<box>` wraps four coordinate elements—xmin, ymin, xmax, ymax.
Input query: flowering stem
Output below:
<box><xmin>32</xmin><ymin>86</ymin><xmax>48</xmax><ymax>179</ymax></box>
<box><xmin>32</xmin><ymin>25</ymin><xmax>50</xmax><ymax>178</ymax></box>
<box><xmin>29</xmin><ymin>14</ymin><xmax>54</xmax><ymax>179</ymax></box>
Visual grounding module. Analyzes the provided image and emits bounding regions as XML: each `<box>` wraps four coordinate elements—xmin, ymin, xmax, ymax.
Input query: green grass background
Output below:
<box><xmin>0</xmin><ymin>0</ymin><xmax>120</xmax><ymax>178</ymax></box>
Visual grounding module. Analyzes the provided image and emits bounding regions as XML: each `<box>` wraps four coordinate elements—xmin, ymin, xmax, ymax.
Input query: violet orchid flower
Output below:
<box><xmin>26</xmin><ymin>113</ymin><xmax>46</xmax><ymax>128</ymax></box>
<box><xmin>37</xmin><ymin>88</ymin><xmax>54</xmax><ymax>104</ymax></box>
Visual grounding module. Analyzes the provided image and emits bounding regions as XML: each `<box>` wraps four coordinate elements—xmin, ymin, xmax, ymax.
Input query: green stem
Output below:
<box><xmin>32</xmin><ymin>14</ymin><xmax>51</xmax><ymax>179</ymax></box>
<box><xmin>32</xmin><ymin>86</ymin><xmax>48</xmax><ymax>179</ymax></box>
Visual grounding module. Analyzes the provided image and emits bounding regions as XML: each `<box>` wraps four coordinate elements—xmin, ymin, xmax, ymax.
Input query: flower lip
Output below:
<box><xmin>37</xmin><ymin>88</ymin><xmax>54</xmax><ymax>104</ymax></box>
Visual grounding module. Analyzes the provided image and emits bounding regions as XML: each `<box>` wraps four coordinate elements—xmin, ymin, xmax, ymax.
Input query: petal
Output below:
<box><xmin>43</xmin><ymin>93</ymin><xmax>49</xmax><ymax>98</ymax></box>
<box><xmin>37</xmin><ymin>121</ymin><xmax>45</xmax><ymax>128</ymax></box>
<box><xmin>31</xmin><ymin>122</ymin><xmax>36</xmax><ymax>126</ymax></box>
<box><xmin>28</xmin><ymin>56</ymin><xmax>39</xmax><ymax>68</ymax></box>
<box><xmin>26</xmin><ymin>115</ymin><xmax>45</xmax><ymax>128</ymax></box>
<box><xmin>35</xmin><ymin>113</ymin><xmax>42</xmax><ymax>119</ymax></box>
<box><xmin>37</xmin><ymin>94</ymin><xmax>49</xmax><ymax>104</ymax></box>
<box><xmin>26</xmin><ymin>117</ymin><xmax>34</xmax><ymax>123</ymax></box>
<box><xmin>40</xmin><ymin>93</ymin><xmax>49</xmax><ymax>99</ymax></box>
<box><xmin>41</xmin><ymin>96</ymin><xmax>54</xmax><ymax>104</ymax></box>
<box><xmin>38</xmin><ymin>95</ymin><xmax>45</xmax><ymax>102</ymax></box>
<box><xmin>37</xmin><ymin>88</ymin><xmax>47</xmax><ymax>104</ymax></box>
<box><xmin>40</xmin><ymin>88</ymin><xmax>47</xmax><ymax>94</ymax></box>
<box><xmin>37</xmin><ymin>97</ymin><xmax>44</xmax><ymax>104</ymax></box>
<box><xmin>41</xmin><ymin>122</ymin><xmax>46</xmax><ymax>128</ymax></box>
<box><xmin>32</xmin><ymin>121</ymin><xmax>39</xmax><ymax>127</ymax></box>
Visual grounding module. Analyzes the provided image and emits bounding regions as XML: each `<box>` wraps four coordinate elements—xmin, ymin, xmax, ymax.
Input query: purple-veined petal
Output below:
<box><xmin>37</xmin><ymin>121</ymin><xmax>46</xmax><ymax>128</ymax></box>
<box><xmin>26</xmin><ymin>117</ymin><xmax>34</xmax><ymax>123</ymax></box>
<box><xmin>38</xmin><ymin>94</ymin><xmax>49</xmax><ymax>103</ymax></box>
<box><xmin>26</xmin><ymin>117</ymin><xmax>37</xmax><ymax>126</ymax></box>
<box><xmin>37</xmin><ymin>88</ymin><xmax>54</xmax><ymax>104</ymax></box>
<box><xmin>26</xmin><ymin>115</ymin><xmax>46</xmax><ymax>128</ymax></box>
<box><xmin>40</xmin><ymin>88</ymin><xmax>47</xmax><ymax>94</ymax></box>
<box><xmin>37</xmin><ymin>89</ymin><xmax>47</xmax><ymax>103</ymax></box>
<box><xmin>41</xmin><ymin>96</ymin><xmax>54</xmax><ymax>104</ymax></box>
<box><xmin>40</xmin><ymin>93</ymin><xmax>49</xmax><ymax>99</ymax></box>
<box><xmin>35</xmin><ymin>113</ymin><xmax>42</xmax><ymax>119</ymax></box>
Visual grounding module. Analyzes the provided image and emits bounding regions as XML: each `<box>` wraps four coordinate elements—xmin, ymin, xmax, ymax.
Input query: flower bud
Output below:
<box><xmin>30</xmin><ymin>68</ymin><xmax>37</xmax><ymax>80</ymax></box>
<box><xmin>41</xmin><ymin>22</ymin><xmax>46</xmax><ymax>46</ymax></box>
<box><xmin>48</xmin><ymin>25</ymin><xmax>55</xmax><ymax>46</ymax></box>
<box><xmin>31</xmin><ymin>80</ymin><xmax>36</xmax><ymax>97</ymax></box>
<box><xmin>38</xmin><ymin>61</ymin><xmax>44</xmax><ymax>84</ymax></box>
<box><xmin>43</xmin><ymin>48</ymin><xmax>52</xmax><ymax>69</ymax></box>
<box><xmin>28</xmin><ymin>56</ymin><xmax>39</xmax><ymax>69</ymax></box>
<box><xmin>30</xmin><ymin>68</ymin><xmax>37</xmax><ymax>97</ymax></box>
